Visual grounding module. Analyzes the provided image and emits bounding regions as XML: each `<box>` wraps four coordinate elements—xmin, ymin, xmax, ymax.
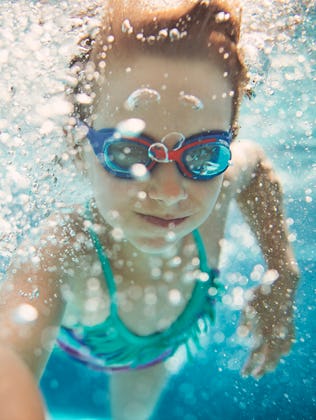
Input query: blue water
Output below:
<box><xmin>39</xmin><ymin>19</ymin><xmax>315</xmax><ymax>418</ymax></box>
<box><xmin>39</xmin><ymin>12</ymin><xmax>315</xmax><ymax>418</ymax></box>
<box><xmin>0</xmin><ymin>2</ymin><xmax>314</xmax><ymax>419</ymax></box>
<box><xmin>41</xmin><ymin>200</ymin><xmax>315</xmax><ymax>420</ymax></box>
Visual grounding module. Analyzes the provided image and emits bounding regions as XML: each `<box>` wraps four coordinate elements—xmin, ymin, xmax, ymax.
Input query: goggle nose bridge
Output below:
<box><xmin>148</xmin><ymin>142</ymin><xmax>169</xmax><ymax>163</ymax></box>
<box><xmin>148</xmin><ymin>142</ymin><xmax>181</xmax><ymax>163</ymax></box>
<box><xmin>147</xmin><ymin>131</ymin><xmax>185</xmax><ymax>163</ymax></box>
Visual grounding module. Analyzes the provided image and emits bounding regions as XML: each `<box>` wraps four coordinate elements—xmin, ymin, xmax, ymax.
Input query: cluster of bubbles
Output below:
<box><xmin>0</xmin><ymin>6</ymin><xmax>313</xmax><ymax>418</ymax></box>
<box><xmin>0</xmin><ymin>0</ymin><xmax>313</xmax><ymax>335</ymax></box>
<box><xmin>239</xmin><ymin>0</ymin><xmax>314</xmax><ymax>88</ymax></box>
<box><xmin>0</xmin><ymin>0</ymin><xmax>102</xmax><ymax>277</ymax></box>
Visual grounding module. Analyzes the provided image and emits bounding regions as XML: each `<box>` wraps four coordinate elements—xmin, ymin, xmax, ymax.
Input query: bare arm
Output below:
<box><xmin>0</xmin><ymin>225</ymin><xmax>68</xmax><ymax>378</ymax></box>
<box><xmin>0</xmin><ymin>345</ymin><xmax>46</xmax><ymax>420</ymax></box>
<box><xmin>0</xmin><ymin>213</ymin><xmax>78</xmax><ymax>417</ymax></box>
<box><xmin>235</xmin><ymin>143</ymin><xmax>299</xmax><ymax>378</ymax></box>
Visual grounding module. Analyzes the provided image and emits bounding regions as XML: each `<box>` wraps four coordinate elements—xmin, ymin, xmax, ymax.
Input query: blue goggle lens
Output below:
<box><xmin>183</xmin><ymin>143</ymin><xmax>231</xmax><ymax>179</ymax></box>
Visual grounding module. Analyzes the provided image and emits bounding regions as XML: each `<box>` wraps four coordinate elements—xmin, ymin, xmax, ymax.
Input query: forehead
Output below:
<box><xmin>93</xmin><ymin>53</ymin><xmax>233</xmax><ymax>133</ymax></box>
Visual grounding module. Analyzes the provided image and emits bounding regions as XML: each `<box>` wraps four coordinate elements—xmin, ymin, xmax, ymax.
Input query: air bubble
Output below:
<box><xmin>179</xmin><ymin>92</ymin><xmax>204</xmax><ymax>110</ymax></box>
<box><xmin>166</xmin><ymin>231</ymin><xmax>176</xmax><ymax>242</ymax></box>
<box><xmin>222</xmin><ymin>294</ymin><xmax>232</xmax><ymax>306</ymax></box>
<box><xmin>137</xmin><ymin>191</ymin><xmax>147</xmax><ymax>200</ymax></box>
<box><xmin>288</xmin><ymin>233</ymin><xmax>297</xmax><ymax>242</ymax></box>
<box><xmin>87</xmin><ymin>277</ymin><xmax>100</xmax><ymax>292</ymax></box>
<box><xmin>151</xmin><ymin>267</ymin><xmax>162</xmax><ymax>279</ymax></box>
<box><xmin>158</xmin><ymin>29</ymin><xmax>168</xmax><ymax>39</ymax></box>
<box><xmin>136</xmin><ymin>33</ymin><xmax>145</xmax><ymax>41</ymax></box>
<box><xmin>262</xmin><ymin>269</ymin><xmax>279</xmax><ymax>284</ymax></box>
<box><xmin>237</xmin><ymin>325</ymin><xmax>249</xmax><ymax>338</ymax></box>
<box><xmin>130</xmin><ymin>164</ymin><xmax>149</xmax><ymax>181</ymax></box>
<box><xmin>31</xmin><ymin>288</ymin><xmax>40</xmax><ymax>299</ymax></box>
<box><xmin>250</xmin><ymin>264</ymin><xmax>265</xmax><ymax>282</ymax></box>
<box><xmin>122</xmin><ymin>19</ymin><xmax>133</xmax><ymax>34</ymax></box>
<box><xmin>168</xmin><ymin>289</ymin><xmax>182</xmax><ymax>305</ymax></box>
<box><xmin>124</xmin><ymin>88</ymin><xmax>161</xmax><ymax>111</ymax></box>
<box><xmin>192</xmin><ymin>257</ymin><xmax>200</xmax><ymax>267</ymax></box>
<box><xmin>40</xmin><ymin>120</ymin><xmax>56</xmax><ymax>135</ymax></box>
<box><xmin>76</xmin><ymin>93</ymin><xmax>93</xmax><ymax>105</ymax></box>
<box><xmin>169</xmin><ymin>28</ymin><xmax>180</xmax><ymax>41</ymax></box>
<box><xmin>144</xmin><ymin>291</ymin><xmax>157</xmax><ymax>305</ymax></box>
<box><xmin>232</xmin><ymin>287</ymin><xmax>244</xmax><ymax>307</ymax></box>
<box><xmin>199</xmin><ymin>272</ymin><xmax>209</xmax><ymax>282</ymax></box>
<box><xmin>116</xmin><ymin>118</ymin><xmax>146</xmax><ymax>138</ymax></box>
<box><xmin>12</xmin><ymin>304</ymin><xmax>38</xmax><ymax>324</ymax></box>
<box><xmin>163</xmin><ymin>271</ymin><xmax>174</xmax><ymax>282</ymax></box>
<box><xmin>214</xmin><ymin>331</ymin><xmax>225</xmax><ymax>344</ymax></box>
<box><xmin>215</xmin><ymin>12</ymin><xmax>230</xmax><ymax>23</ymax></box>
<box><xmin>147</xmin><ymin>35</ymin><xmax>156</xmax><ymax>44</ymax></box>
<box><xmin>111</xmin><ymin>227</ymin><xmax>124</xmax><ymax>241</ymax></box>
<box><xmin>107</xmin><ymin>35</ymin><xmax>115</xmax><ymax>44</ymax></box>
<box><xmin>208</xmin><ymin>287</ymin><xmax>218</xmax><ymax>297</ymax></box>
<box><xmin>31</xmin><ymin>255</ymin><xmax>41</xmax><ymax>266</ymax></box>
<box><xmin>108</xmin><ymin>210</ymin><xmax>119</xmax><ymax>222</ymax></box>
<box><xmin>168</xmin><ymin>256</ymin><xmax>182</xmax><ymax>268</ymax></box>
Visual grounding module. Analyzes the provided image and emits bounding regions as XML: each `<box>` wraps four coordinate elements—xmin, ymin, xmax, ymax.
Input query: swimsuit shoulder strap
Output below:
<box><xmin>85</xmin><ymin>201</ymin><xmax>117</xmax><ymax>303</ymax></box>
<box><xmin>192</xmin><ymin>229</ymin><xmax>219</xmax><ymax>279</ymax></box>
<box><xmin>85</xmin><ymin>202</ymin><xmax>216</xmax><ymax>305</ymax></box>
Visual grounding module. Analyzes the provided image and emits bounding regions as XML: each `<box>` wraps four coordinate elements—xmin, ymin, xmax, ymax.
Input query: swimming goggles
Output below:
<box><xmin>85</xmin><ymin>125</ymin><xmax>232</xmax><ymax>181</ymax></box>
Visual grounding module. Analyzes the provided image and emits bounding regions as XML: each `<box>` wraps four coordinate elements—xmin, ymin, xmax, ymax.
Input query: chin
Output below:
<box><xmin>128</xmin><ymin>235</ymin><xmax>181</xmax><ymax>255</ymax></box>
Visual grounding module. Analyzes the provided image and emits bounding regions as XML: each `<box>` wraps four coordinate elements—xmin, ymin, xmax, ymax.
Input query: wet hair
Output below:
<box><xmin>70</xmin><ymin>0</ymin><xmax>249</xmax><ymax>138</ymax></box>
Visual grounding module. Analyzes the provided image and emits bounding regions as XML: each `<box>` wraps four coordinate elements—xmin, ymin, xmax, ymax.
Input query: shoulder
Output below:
<box><xmin>223</xmin><ymin>138</ymin><xmax>271</xmax><ymax>195</ymax></box>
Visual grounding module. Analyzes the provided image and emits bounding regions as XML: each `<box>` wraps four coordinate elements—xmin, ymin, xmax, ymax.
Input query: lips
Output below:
<box><xmin>138</xmin><ymin>213</ymin><xmax>189</xmax><ymax>228</ymax></box>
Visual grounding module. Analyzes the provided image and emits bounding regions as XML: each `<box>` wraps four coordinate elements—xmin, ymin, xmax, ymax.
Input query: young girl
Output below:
<box><xmin>0</xmin><ymin>0</ymin><xmax>299</xmax><ymax>419</ymax></box>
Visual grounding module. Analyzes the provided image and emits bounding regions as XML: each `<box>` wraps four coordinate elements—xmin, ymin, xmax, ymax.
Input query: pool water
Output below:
<box><xmin>0</xmin><ymin>1</ymin><xmax>314</xmax><ymax>419</ymax></box>
<box><xmin>40</xmin><ymin>27</ymin><xmax>315</xmax><ymax>419</ymax></box>
<box><xmin>41</xmin><ymin>206</ymin><xmax>315</xmax><ymax>419</ymax></box>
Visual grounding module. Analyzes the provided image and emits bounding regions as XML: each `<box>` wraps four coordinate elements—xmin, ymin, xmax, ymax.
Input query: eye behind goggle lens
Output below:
<box><xmin>104</xmin><ymin>139</ymin><xmax>150</xmax><ymax>171</ymax></box>
<box><xmin>183</xmin><ymin>143</ymin><xmax>231</xmax><ymax>179</ymax></box>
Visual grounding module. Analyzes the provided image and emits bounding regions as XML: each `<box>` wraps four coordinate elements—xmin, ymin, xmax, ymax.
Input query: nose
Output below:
<box><xmin>147</xmin><ymin>162</ymin><xmax>188</xmax><ymax>206</ymax></box>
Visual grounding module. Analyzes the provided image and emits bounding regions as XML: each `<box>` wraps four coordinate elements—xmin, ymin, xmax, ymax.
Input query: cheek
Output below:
<box><xmin>189</xmin><ymin>176</ymin><xmax>223</xmax><ymax>210</ymax></box>
<box><xmin>93</xmin><ymin>172</ymin><xmax>140</xmax><ymax>215</ymax></box>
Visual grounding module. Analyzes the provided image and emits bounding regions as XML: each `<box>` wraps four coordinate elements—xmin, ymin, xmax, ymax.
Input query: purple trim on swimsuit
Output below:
<box><xmin>56</xmin><ymin>337</ymin><xmax>173</xmax><ymax>372</ymax></box>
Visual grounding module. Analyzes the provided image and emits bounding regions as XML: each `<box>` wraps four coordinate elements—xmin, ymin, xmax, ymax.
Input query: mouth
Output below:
<box><xmin>137</xmin><ymin>213</ymin><xmax>189</xmax><ymax>228</ymax></box>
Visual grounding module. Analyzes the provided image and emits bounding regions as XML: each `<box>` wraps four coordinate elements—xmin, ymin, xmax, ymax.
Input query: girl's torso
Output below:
<box><xmin>59</xmin><ymin>218</ymin><xmax>222</xmax><ymax>369</ymax></box>
<box><xmin>60</xmin><ymin>193</ymin><xmax>230</xmax><ymax>336</ymax></box>
<box><xmin>56</xmin><ymin>140</ymin><xmax>254</xmax><ymax>369</ymax></box>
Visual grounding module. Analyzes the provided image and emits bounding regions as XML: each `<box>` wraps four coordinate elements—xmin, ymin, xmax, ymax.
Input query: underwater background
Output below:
<box><xmin>0</xmin><ymin>1</ymin><xmax>315</xmax><ymax>419</ymax></box>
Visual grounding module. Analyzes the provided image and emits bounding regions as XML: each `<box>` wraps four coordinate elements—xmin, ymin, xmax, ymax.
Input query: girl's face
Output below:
<box><xmin>83</xmin><ymin>52</ymin><xmax>233</xmax><ymax>254</ymax></box>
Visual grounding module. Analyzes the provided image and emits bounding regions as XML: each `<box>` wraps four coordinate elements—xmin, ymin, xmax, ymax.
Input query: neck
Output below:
<box><xmin>88</xmin><ymin>198</ymin><xmax>190</xmax><ymax>264</ymax></box>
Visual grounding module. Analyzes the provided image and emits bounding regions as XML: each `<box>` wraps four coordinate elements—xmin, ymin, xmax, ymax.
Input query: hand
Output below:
<box><xmin>239</xmin><ymin>282</ymin><xmax>296</xmax><ymax>379</ymax></box>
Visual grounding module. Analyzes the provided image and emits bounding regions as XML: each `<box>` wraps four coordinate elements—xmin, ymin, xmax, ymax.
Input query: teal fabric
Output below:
<box><xmin>57</xmin><ymin>206</ymin><xmax>219</xmax><ymax>371</ymax></box>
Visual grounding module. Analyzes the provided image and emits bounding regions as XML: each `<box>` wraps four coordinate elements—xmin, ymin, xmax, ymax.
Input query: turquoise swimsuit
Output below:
<box><xmin>57</xmin><ymin>220</ymin><xmax>219</xmax><ymax>372</ymax></box>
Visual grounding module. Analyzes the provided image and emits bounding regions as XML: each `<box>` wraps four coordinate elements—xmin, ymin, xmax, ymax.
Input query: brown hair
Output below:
<box><xmin>70</xmin><ymin>0</ymin><xmax>249</xmax><ymax>137</ymax></box>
